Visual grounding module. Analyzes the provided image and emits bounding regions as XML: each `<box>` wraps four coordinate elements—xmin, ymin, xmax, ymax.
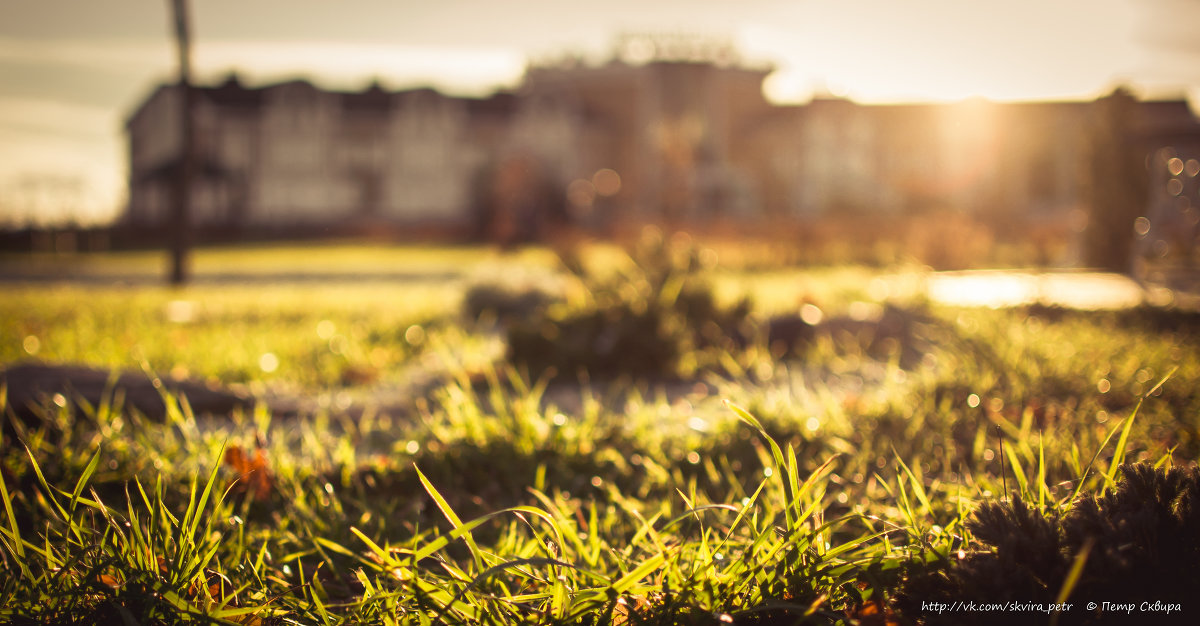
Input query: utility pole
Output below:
<box><xmin>168</xmin><ymin>0</ymin><xmax>195</xmax><ymax>285</ymax></box>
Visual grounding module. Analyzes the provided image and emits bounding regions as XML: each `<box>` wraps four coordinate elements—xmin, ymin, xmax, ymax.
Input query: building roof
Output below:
<box><xmin>201</xmin><ymin>73</ymin><xmax>264</xmax><ymax>109</ymax></box>
<box><xmin>340</xmin><ymin>81</ymin><xmax>393</xmax><ymax>112</ymax></box>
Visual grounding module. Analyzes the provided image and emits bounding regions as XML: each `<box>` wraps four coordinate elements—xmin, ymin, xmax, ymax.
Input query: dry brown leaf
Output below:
<box><xmin>844</xmin><ymin>599</ymin><xmax>901</xmax><ymax>626</ymax></box>
<box><xmin>224</xmin><ymin>444</ymin><xmax>274</xmax><ymax>500</ymax></box>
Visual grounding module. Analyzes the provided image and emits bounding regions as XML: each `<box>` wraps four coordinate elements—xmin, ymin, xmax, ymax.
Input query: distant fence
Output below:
<box><xmin>2</xmin><ymin>210</ymin><xmax>1081</xmax><ymax>270</ymax></box>
<box><xmin>0</xmin><ymin>228</ymin><xmax>113</xmax><ymax>254</ymax></box>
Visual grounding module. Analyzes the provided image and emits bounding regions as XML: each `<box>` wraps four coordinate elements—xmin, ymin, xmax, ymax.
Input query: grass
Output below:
<box><xmin>1</xmin><ymin>241</ymin><xmax>1199</xmax><ymax>624</ymax></box>
<box><xmin>0</xmin><ymin>243</ymin><xmax>566</xmax><ymax>389</ymax></box>
<box><xmin>0</xmin><ymin>243</ymin><xmax>559</xmax><ymax>280</ymax></box>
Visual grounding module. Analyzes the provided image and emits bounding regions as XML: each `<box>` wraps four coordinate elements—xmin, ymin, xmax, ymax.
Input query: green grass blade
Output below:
<box><xmin>892</xmin><ymin>451</ymin><xmax>932</xmax><ymax>515</ymax></box>
<box><xmin>23</xmin><ymin>444</ymin><xmax>69</xmax><ymax>523</ymax></box>
<box><xmin>1037</xmin><ymin>435</ymin><xmax>1047</xmax><ymax>509</ymax></box>
<box><xmin>351</xmin><ymin>526</ymin><xmax>397</xmax><ymax>569</ymax></box>
<box><xmin>0</xmin><ymin>460</ymin><xmax>28</xmax><ymax>571</ymax></box>
<box><xmin>431</xmin><ymin>557</ymin><xmax>604</xmax><ymax>624</ymax></box>
<box><xmin>1096</xmin><ymin>368</ymin><xmax>1175</xmax><ymax>496</ymax></box>
<box><xmin>611</xmin><ymin>551</ymin><xmax>666</xmax><ymax>595</ymax></box>
<box><xmin>1070</xmin><ymin>412</ymin><xmax>1131</xmax><ymax>505</ymax></box>
<box><xmin>1103</xmin><ymin>398</ymin><xmax>1142</xmax><ymax>494</ymax></box>
<box><xmin>659</xmin><ymin>504</ymin><xmax>739</xmax><ymax>533</ymax></box>
<box><xmin>726</xmin><ymin>400</ymin><xmax>796</xmax><ymax>527</ymax></box>
<box><xmin>1051</xmin><ymin>538</ymin><xmax>1094</xmax><ymax>626</ymax></box>
<box><xmin>415</xmin><ymin>464</ymin><xmax>484</xmax><ymax>571</ymax></box>
<box><xmin>1145</xmin><ymin>366</ymin><xmax>1177</xmax><ymax>397</ymax></box>
<box><xmin>786</xmin><ymin>444</ymin><xmax>803</xmax><ymax>523</ymax></box>
<box><xmin>182</xmin><ymin>448</ymin><xmax>225</xmax><ymax>567</ymax></box>
<box><xmin>1002</xmin><ymin>441</ymin><xmax>1029</xmax><ymax>497</ymax></box>
<box><xmin>70</xmin><ymin>447</ymin><xmax>103</xmax><ymax>513</ymax></box>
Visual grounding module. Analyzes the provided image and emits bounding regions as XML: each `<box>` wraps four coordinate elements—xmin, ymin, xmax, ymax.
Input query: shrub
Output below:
<box><xmin>506</xmin><ymin>230</ymin><xmax>751</xmax><ymax>381</ymax></box>
<box><xmin>897</xmin><ymin>462</ymin><xmax>1200</xmax><ymax>625</ymax></box>
<box><xmin>461</xmin><ymin>283</ymin><xmax>560</xmax><ymax>328</ymax></box>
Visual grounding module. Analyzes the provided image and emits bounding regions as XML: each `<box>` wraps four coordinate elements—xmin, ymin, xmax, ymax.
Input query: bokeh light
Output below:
<box><xmin>592</xmin><ymin>168</ymin><xmax>622</xmax><ymax>197</ymax></box>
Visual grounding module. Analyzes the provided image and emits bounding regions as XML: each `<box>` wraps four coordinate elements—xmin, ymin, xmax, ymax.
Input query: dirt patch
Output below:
<box><xmin>1</xmin><ymin>362</ymin><xmax>266</xmax><ymax>423</ymax></box>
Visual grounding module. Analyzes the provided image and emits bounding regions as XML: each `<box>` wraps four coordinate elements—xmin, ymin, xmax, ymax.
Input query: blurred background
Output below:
<box><xmin>8</xmin><ymin>7</ymin><xmax>1200</xmax><ymax>621</ymax></box>
<box><xmin>0</xmin><ymin>0</ymin><xmax>1198</xmax><ymax>281</ymax></box>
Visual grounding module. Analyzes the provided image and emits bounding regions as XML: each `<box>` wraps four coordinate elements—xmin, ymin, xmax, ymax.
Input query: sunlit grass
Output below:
<box><xmin>0</xmin><ymin>242</ymin><xmax>560</xmax><ymax>281</ymax></box>
<box><xmin>1</xmin><ymin>283</ymin><xmax>459</xmax><ymax>389</ymax></box>
<box><xmin>2</xmin><ymin>242</ymin><xmax>1199</xmax><ymax>623</ymax></box>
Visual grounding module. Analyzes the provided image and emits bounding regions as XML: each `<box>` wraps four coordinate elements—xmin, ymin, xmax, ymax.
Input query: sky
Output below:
<box><xmin>1</xmin><ymin>0</ymin><xmax>1198</xmax><ymax>226</ymax></box>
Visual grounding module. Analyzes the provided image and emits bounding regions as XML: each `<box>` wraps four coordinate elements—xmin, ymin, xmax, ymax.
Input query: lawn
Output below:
<box><xmin>1</xmin><ymin>239</ymin><xmax>1199</xmax><ymax>624</ymax></box>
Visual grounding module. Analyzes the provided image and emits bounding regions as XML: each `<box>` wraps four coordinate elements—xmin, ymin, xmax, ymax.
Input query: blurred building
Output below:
<box><xmin>125</xmin><ymin>76</ymin><xmax>488</xmax><ymax>238</ymax></box>
<box><xmin>123</xmin><ymin>33</ymin><xmax>1200</xmax><ymax>247</ymax></box>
